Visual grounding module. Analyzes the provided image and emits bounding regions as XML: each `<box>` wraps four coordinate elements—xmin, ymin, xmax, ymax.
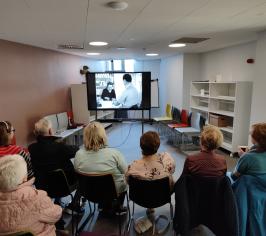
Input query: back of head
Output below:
<box><xmin>251</xmin><ymin>122</ymin><xmax>266</xmax><ymax>151</ymax></box>
<box><xmin>0</xmin><ymin>121</ymin><xmax>12</xmax><ymax>146</ymax></box>
<box><xmin>140</xmin><ymin>131</ymin><xmax>160</xmax><ymax>156</ymax></box>
<box><xmin>200</xmin><ymin>125</ymin><xmax>223</xmax><ymax>151</ymax></box>
<box><xmin>123</xmin><ymin>74</ymin><xmax>132</xmax><ymax>83</ymax></box>
<box><xmin>0</xmin><ymin>154</ymin><xmax>27</xmax><ymax>191</ymax></box>
<box><xmin>83</xmin><ymin>122</ymin><xmax>107</xmax><ymax>151</ymax></box>
<box><xmin>34</xmin><ymin>118</ymin><xmax>51</xmax><ymax>137</ymax></box>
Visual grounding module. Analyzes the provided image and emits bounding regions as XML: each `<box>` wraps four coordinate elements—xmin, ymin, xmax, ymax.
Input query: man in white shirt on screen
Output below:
<box><xmin>113</xmin><ymin>74</ymin><xmax>139</xmax><ymax>108</ymax></box>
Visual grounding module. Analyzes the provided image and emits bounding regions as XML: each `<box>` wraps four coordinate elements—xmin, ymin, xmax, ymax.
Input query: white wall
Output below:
<box><xmin>199</xmin><ymin>42</ymin><xmax>256</xmax><ymax>82</ymax></box>
<box><xmin>183</xmin><ymin>54</ymin><xmax>200</xmax><ymax>110</ymax></box>
<box><xmin>198</xmin><ymin>42</ymin><xmax>258</xmax><ymax>129</ymax></box>
<box><xmin>159</xmin><ymin>54</ymin><xmax>184</xmax><ymax>115</ymax></box>
<box><xmin>250</xmin><ymin>31</ymin><xmax>266</xmax><ymax>124</ymax></box>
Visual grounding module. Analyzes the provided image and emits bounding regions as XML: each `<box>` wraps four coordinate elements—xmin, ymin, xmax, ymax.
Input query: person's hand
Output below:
<box><xmin>112</xmin><ymin>100</ymin><xmax>119</xmax><ymax>106</ymax></box>
<box><xmin>238</xmin><ymin>146</ymin><xmax>248</xmax><ymax>157</ymax></box>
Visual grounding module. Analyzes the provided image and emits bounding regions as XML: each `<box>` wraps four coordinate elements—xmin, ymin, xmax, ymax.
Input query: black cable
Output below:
<box><xmin>109</xmin><ymin>111</ymin><xmax>136</xmax><ymax>148</ymax></box>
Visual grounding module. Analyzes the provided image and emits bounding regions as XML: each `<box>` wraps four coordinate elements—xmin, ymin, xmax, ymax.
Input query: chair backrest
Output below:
<box><xmin>76</xmin><ymin>172</ymin><xmax>118</xmax><ymax>203</ymax></box>
<box><xmin>35</xmin><ymin>169</ymin><xmax>72</xmax><ymax>198</ymax></box>
<box><xmin>128</xmin><ymin>176</ymin><xmax>171</xmax><ymax>209</ymax></box>
<box><xmin>232</xmin><ymin>174</ymin><xmax>266</xmax><ymax>236</ymax></box>
<box><xmin>165</xmin><ymin>103</ymin><xmax>172</xmax><ymax>118</ymax></box>
<box><xmin>190</xmin><ymin>111</ymin><xmax>201</xmax><ymax>129</ymax></box>
<box><xmin>172</xmin><ymin>106</ymin><xmax>181</xmax><ymax>122</ymax></box>
<box><xmin>180</xmin><ymin>109</ymin><xmax>188</xmax><ymax>124</ymax></box>
<box><xmin>174</xmin><ymin>175</ymin><xmax>238</xmax><ymax>236</ymax></box>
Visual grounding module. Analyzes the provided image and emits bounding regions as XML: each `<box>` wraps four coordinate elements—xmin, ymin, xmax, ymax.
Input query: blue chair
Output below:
<box><xmin>233</xmin><ymin>174</ymin><xmax>266</xmax><ymax>236</ymax></box>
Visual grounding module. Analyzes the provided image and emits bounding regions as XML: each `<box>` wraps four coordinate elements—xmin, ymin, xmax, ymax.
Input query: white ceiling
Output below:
<box><xmin>1</xmin><ymin>0</ymin><xmax>266</xmax><ymax>60</ymax></box>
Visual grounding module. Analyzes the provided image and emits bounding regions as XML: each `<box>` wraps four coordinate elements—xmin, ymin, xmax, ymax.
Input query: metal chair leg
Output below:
<box><xmin>127</xmin><ymin>201</ymin><xmax>134</xmax><ymax>233</ymax></box>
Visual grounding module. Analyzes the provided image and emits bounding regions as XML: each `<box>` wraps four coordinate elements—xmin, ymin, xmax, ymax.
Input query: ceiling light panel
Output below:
<box><xmin>89</xmin><ymin>41</ymin><xmax>108</xmax><ymax>46</ymax></box>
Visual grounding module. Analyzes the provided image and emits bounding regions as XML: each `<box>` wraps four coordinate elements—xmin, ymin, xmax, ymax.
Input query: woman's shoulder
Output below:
<box><xmin>104</xmin><ymin>147</ymin><xmax>123</xmax><ymax>155</ymax></box>
<box><xmin>158</xmin><ymin>152</ymin><xmax>174</xmax><ymax>160</ymax></box>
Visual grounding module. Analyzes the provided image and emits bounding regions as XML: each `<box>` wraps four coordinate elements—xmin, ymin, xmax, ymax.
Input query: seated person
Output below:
<box><xmin>0</xmin><ymin>121</ymin><xmax>34</xmax><ymax>179</ymax></box>
<box><xmin>28</xmin><ymin>118</ymin><xmax>79</xmax><ymax>187</ymax></box>
<box><xmin>126</xmin><ymin>131</ymin><xmax>175</xmax><ymax>216</ymax></box>
<box><xmin>28</xmin><ymin>118</ymin><xmax>81</xmax><ymax>223</ymax></box>
<box><xmin>74</xmin><ymin>121</ymin><xmax>128</xmax><ymax>214</ymax></box>
<box><xmin>112</xmin><ymin>74</ymin><xmax>139</xmax><ymax>108</ymax></box>
<box><xmin>182</xmin><ymin>125</ymin><xmax>227</xmax><ymax>176</ymax></box>
<box><xmin>101</xmin><ymin>82</ymin><xmax>116</xmax><ymax>101</ymax></box>
<box><xmin>0</xmin><ymin>154</ymin><xmax>62</xmax><ymax>236</ymax></box>
<box><xmin>231</xmin><ymin>122</ymin><xmax>266</xmax><ymax>180</ymax></box>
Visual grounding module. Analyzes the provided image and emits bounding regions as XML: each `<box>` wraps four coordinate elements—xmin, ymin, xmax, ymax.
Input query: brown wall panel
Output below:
<box><xmin>0</xmin><ymin>39</ymin><xmax>88</xmax><ymax>146</ymax></box>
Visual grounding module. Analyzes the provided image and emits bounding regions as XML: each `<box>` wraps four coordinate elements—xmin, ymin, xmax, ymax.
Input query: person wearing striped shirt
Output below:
<box><xmin>0</xmin><ymin>121</ymin><xmax>34</xmax><ymax>179</ymax></box>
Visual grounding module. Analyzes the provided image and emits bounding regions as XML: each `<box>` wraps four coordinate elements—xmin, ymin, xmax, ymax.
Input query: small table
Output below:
<box><xmin>174</xmin><ymin>127</ymin><xmax>201</xmax><ymax>151</ymax></box>
<box><xmin>54</xmin><ymin>126</ymin><xmax>84</xmax><ymax>146</ymax></box>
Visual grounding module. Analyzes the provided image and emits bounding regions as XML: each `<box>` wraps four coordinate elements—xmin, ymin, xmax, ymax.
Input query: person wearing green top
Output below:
<box><xmin>74</xmin><ymin>121</ymin><xmax>127</xmax><ymax>215</ymax></box>
<box><xmin>232</xmin><ymin>122</ymin><xmax>266</xmax><ymax>180</ymax></box>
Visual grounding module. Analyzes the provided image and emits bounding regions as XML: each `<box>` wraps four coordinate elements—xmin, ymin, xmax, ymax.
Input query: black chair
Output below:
<box><xmin>6</xmin><ymin>232</ymin><xmax>35</xmax><ymax>236</ymax></box>
<box><xmin>174</xmin><ymin>175</ymin><xmax>239</xmax><ymax>236</ymax></box>
<box><xmin>75</xmin><ymin>172</ymin><xmax>129</xmax><ymax>235</ymax></box>
<box><xmin>35</xmin><ymin>169</ymin><xmax>77</xmax><ymax>236</ymax></box>
<box><xmin>127</xmin><ymin>176</ymin><xmax>173</xmax><ymax>235</ymax></box>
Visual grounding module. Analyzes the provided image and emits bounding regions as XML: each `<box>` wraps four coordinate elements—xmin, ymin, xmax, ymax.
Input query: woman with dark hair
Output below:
<box><xmin>0</xmin><ymin>121</ymin><xmax>34</xmax><ymax>179</ymax></box>
<box><xmin>101</xmin><ymin>82</ymin><xmax>116</xmax><ymax>101</ymax></box>
<box><xmin>231</xmin><ymin>122</ymin><xmax>266</xmax><ymax>180</ymax></box>
<box><xmin>126</xmin><ymin>131</ymin><xmax>175</xmax><ymax>186</ymax></box>
<box><xmin>126</xmin><ymin>131</ymin><xmax>175</xmax><ymax>217</ymax></box>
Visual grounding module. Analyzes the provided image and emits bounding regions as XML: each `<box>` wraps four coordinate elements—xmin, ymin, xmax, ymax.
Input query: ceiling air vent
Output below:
<box><xmin>58</xmin><ymin>44</ymin><xmax>84</xmax><ymax>49</ymax></box>
<box><xmin>173</xmin><ymin>37</ymin><xmax>209</xmax><ymax>44</ymax></box>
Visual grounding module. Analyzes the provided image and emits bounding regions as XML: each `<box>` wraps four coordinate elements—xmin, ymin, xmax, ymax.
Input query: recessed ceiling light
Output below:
<box><xmin>146</xmin><ymin>53</ymin><xmax>158</xmax><ymax>56</ymax></box>
<box><xmin>168</xmin><ymin>43</ymin><xmax>186</xmax><ymax>48</ymax></box>
<box><xmin>89</xmin><ymin>41</ymin><xmax>108</xmax><ymax>46</ymax></box>
<box><xmin>107</xmin><ymin>1</ymin><xmax>128</xmax><ymax>11</ymax></box>
<box><xmin>87</xmin><ymin>52</ymin><xmax>101</xmax><ymax>55</ymax></box>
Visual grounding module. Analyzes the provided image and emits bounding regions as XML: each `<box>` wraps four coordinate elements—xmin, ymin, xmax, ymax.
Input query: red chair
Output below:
<box><xmin>168</xmin><ymin>109</ymin><xmax>189</xmax><ymax>128</ymax></box>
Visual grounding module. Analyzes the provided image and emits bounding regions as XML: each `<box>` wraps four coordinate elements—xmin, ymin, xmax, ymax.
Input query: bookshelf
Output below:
<box><xmin>190</xmin><ymin>81</ymin><xmax>252</xmax><ymax>152</ymax></box>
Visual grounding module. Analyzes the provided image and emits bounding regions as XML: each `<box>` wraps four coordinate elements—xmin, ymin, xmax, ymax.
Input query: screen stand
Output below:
<box><xmin>142</xmin><ymin>110</ymin><xmax>144</xmax><ymax>134</ymax></box>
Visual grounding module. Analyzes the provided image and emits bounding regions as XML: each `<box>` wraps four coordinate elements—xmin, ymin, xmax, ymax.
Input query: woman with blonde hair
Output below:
<box><xmin>182</xmin><ymin>125</ymin><xmax>227</xmax><ymax>176</ymax></box>
<box><xmin>74</xmin><ymin>121</ymin><xmax>127</xmax><ymax>214</ymax></box>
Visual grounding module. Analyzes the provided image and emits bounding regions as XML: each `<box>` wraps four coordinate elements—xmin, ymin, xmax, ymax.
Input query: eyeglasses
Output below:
<box><xmin>8</xmin><ymin>128</ymin><xmax>15</xmax><ymax>133</ymax></box>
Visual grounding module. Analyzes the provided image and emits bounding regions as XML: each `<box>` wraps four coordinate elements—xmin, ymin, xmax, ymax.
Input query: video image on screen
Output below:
<box><xmin>86</xmin><ymin>72</ymin><xmax>151</xmax><ymax>110</ymax></box>
<box><xmin>96</xmin><ymin>73</ymin><xmax>142</xmax><ymax>109</ymax></box>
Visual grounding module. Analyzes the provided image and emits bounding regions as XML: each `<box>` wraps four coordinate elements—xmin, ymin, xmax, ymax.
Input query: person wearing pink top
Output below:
<box><xmin>0</xmin><ymin>154</ymin><xmax>62</xmax><ymax>236</ymax></box>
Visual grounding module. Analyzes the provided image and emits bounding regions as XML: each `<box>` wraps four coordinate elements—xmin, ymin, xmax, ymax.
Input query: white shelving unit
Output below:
<box><xmin>190</xmin><ymin>81</ymin><xmax>252</xmax><ymax>152</ymax></box>
<box><xmin>71</xmin><ymin>84</ymin><xmax>114</xmax><ymax>128</ymax></box>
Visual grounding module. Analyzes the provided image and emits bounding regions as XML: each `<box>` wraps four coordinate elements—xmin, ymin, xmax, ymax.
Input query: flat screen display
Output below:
<box><xmin>86</xmin><ymin>72</ymin><xmax>151</xmax><ymax>110</ymax></box>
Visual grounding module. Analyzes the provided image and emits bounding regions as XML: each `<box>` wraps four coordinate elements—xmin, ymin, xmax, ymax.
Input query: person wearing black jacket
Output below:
<box><xmin>101</xmin><ymin>82</ymin><xmax>116</xmax><ymax>101</ymax></box>
<box><xmin>28</xmin><ymin>118</ymin><xmax>78</xmax><ymax>186</ymax></box>
<box><xmin>28</xmin><ymin>118</ymin><xmax>79</xmax><ymax>230</ymax></box>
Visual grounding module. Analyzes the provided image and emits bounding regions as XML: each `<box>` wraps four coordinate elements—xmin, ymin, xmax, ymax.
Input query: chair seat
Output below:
<box><xmin>168</xmin><ymin>123</ymin><xmax>188</xmax><ymax>128</ymax></box>
<box><xmin>175</xmin><ymin>127</ymin><xmax>200</xmax><ymax>134</ymax></box>
<box><xmin>153</xmin><ymin>116</ymin><xmax>172</xmax><ymax>121</ymax></box>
